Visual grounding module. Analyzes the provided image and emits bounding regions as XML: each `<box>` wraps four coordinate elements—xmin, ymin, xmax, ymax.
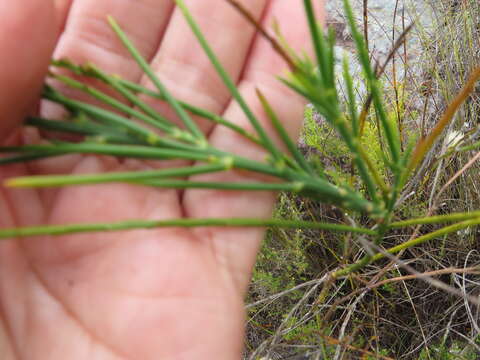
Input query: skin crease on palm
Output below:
<box><xmin>0</xmin><ymin>0</ymin><xmax>324</xmax><ymax>359</ymax></box>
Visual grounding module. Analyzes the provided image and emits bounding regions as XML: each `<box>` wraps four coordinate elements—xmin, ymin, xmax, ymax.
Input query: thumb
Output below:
<box><xmin>0</xmin><ymin>0</ymin><xmax>56</xmax><ymax>143</ymax></box>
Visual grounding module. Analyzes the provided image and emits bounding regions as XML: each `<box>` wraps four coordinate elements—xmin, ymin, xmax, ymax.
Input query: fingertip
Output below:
<box><xmin>0</xmin><ymin>0</ymin><xmax>57</xmax><ymax>143</ymax></box>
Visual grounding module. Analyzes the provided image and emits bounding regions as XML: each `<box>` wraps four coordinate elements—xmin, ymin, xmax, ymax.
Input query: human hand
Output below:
<box><xmin>0</xmin><ymin>1</ymin><xmax>323</xmax><ymax>359</ymax></box>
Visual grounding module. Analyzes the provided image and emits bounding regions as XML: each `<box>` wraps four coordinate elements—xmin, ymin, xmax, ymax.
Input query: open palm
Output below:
<box><xmin>0</xmin><ymin>1</ymin><xmax>323</xmax><ymax>359</ymax></box>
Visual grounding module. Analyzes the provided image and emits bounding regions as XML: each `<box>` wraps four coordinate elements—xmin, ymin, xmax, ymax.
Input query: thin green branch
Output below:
<box><xmin>107</xmin><ymin>16</ymin><xmax>206</xmax><ymax>144</ymax></box>
<box><xmin>51</xmin><ymin>60</ymin><xmax>261</xmax><ymax>145</ymax></box>
<box><xmin>1</xmin><ymin>143</ymin><xmax>213</xmax><ymax>162</ymax></box>
<box><xmin>5</xmin><ymin>164</ymin><xmax>227</xmax><ymax>188</ymax></box>
<box><xmin>375</xmin><ymin>218</ymin><xmax>480</xmax><ymax>261</ymax></box>
<box><xmin>285</xmin><ymin>169</ymin><xmax>381</xmax><ymax>216</ymax></box>
<box><xmin>326</xmin><ymin>26</ymin><xmax>337</xmax><ymax>89</ymax></box>
<box><xmin>0</xmin><ymin>153</ymin><xmax>59</xmax><ymax>165</ymax></box>
<box><xmin>26</xmin><ymin>116</ymin><xmax>143</xmax><ymax>145</ymax></box>
<box><xmin>343</xmin><ymin>57</ymin><xmax>359</xmax><ymax>136</ymax></box>
<box><xmin>0</xmin><ymin>218</ymin><xmax>376</xmax><ymax>239</ymax></box>
<box><xmin>335</xmin><ymin>218</ymin><xmax>480</xmax><ymax>278</ymax></box>
<box><xmin>83</xmin><ymin>65</ymin><xmax>177</xmax><ymax>130</ymax></box>
<box><xmin>52</xmin><ymin>74</ymin><xmax>195</xmax><ymax>143</ymax></box>
<box><xmin>43</xmin><ymin>86</ymin><xmax>161</xmax><ymax>145</ymax></box>
<box><xmin>256</xmin><ymin>89</ymin><xmax>314</xmax><ymax>175</ymax></box>
<box><xmin>283</xmin><ymin>60</ymin><xmax>380</xmax><ymax>203</ymax></box>
<box><xmin>136</xmin><ymin>179</ymin><xmax>305</xmax><ymax>192</ymax></box>
<box><xmin>1</xmin><ymin>141</ymin><xmax>378</xmax><ymax>215</ymax></box>
<box><xmin>0</xmin><ymin>143</ymin><xmax>281</xmax><ymax>178</ymax></box>
<box><xmin>118</xmin><ymin>77</ymin><xmax>263</xmax><ymax>145</ymax></box>
<box><xmin>174</xmin><ymin>0</ymin><xmax>285</xmax><ymax>164</ymax></box>
<box><xmin>343</xmin><ymin>0</ymin><xmax>401</xmax><ymax>165</ymax></box>
<box><xmin>457</xmin><ymin>139</ymin><xmax>480</xmax><ymax>154</ymax></box>
<box><xmin>357</xmin><ymin>146</ymin><xmax>389</xmax><ymax>197</ymax></box>
<box><xmin>391</xmin><ymin>211</ymin><xmax>480</xmax><ymax>228</ymax></box>
<box><xmin>303</xmin><ymin>0</ymin><xmax>331</xmax><ymax>86</ymax></box>
<box><xmin>43</xmin><ymin>87</ymin><xmax>197</xmax><ymax>150</ymax></box>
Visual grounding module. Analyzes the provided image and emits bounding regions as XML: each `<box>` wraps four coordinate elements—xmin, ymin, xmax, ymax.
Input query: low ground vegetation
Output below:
<box><xmin>247</xmin><ymin>1</ymin><xmax>480</xmax><ymax>359</ymax></box>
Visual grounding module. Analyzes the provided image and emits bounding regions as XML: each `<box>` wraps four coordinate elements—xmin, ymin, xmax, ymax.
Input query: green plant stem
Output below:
<box><xmin>1</xmin><ymin>143</ymin><xmax>213</xmax><ymax>162</ymax></box>
<box><xmin>1</xmin><ymin>143</ymin><xmax>283</xmax><ymax>179</ymax></box>
<box><xmin>6</xmin><ymin>164</ymin><xmax>227</xmax><ymax>188</ymax></box>
<box><xmin>391</xmin><ymin>211</ymin><xmax>480</xmax><ymax>228</ymax></box>
<box><xmin>2</xmin><ymin>141</ymin><xmax>378</xmax><ymax>214</ymax></box>
<box><xmin>52</xmin><ymin>74</ymin><xmax>186</xmax><ymax>140</ymax></box>
<box><xmin>290</xmin><ymin>173</ymin><xmax>380</xmax><ymax>216</ymax></box>
<box><xmin>302</xmin><ymin>88</ymin><xmax>380</xmax><ymax>202</ymax></box>
<box><xmin>457</xmin><ymin>139</ymin><xmax>480</xmax><ymax>153</ymax></box>
<box><xmin>43</xmin><ymin>86</ymin><xmax>190</xmax><ymax>148</ymax></box>
<box><xmin>303</xmin><ymin>0</ymin><xmax>332</xmax><ymax>86</ymax></box>
<box><xmin>0</xmin><ymin>218</ymin><xmax>376</xmax><ymax>239</ymax></box>
<box><xmin>51</xmin><ymin>60</ymin><xmax>262</xmax><ymax>146</ymax></box>
<box><xmin>334</xmin><ymin>218</ymin><xmax>480</xmax><ymax>278</ymax></box>
<box><xmin>334</xmin><ymin>115</ymin><xmax>380</xmax><ymax>203</ymax></box>
<box><xmin>357</xmin><ymin>146</ymin><xmax>389</xmax><ymax>197</ymax></box>
<box><xmin>438</xmin><ymin>139</ymin><xmax>480</xmax><ymax>162</ymax></box>
<box><xmin>343</xmin><ymin>0</ymin><xmax>400</xmax><ymax>165</ymax></box>
<box><xmin>108</xmin><ymin>16</ymin><xmax>206</xmax><ymax>144</ymax></box>
<box><xmin>290</xmin><ymin>67</ymin><xmax>380</xmax><ymax>203</ymax></box>
<box><xmin>174</xmin><ymin>0</ymin><xmax>284</xmax><ymax>164</ymax></box>
<box><xmin>0</xmin><ymin>153</ymin><xmax>59</xmax><ymax>165</ymax></box>
<box><xmin>26</xmin><ymin>117</ymin><xmax>138</xmax><ymax>144</ymax></box>
<box><xmin>256</xmin><ymin>89</ymin><xmax>314</xmax><ymax>175</ymax></box>
<box><xmin>83</xmin><ymin>65</ymin><xmax>178</xmax><ymax>130</ymax></box>
<box><xmin>376</xmin><ymin>218</ymin><xmax>480</xmax><ymax>261</ymax></box>
<box><xmin>136</xmin><ymin>179</ymin><xmax>304</xmax><ymax>192</ymax></box>
<box><xmin>106</xmin><ymin>78</ymin><xmax>262</xmax><ymax>145</ymax></box>
<box><xmin>343</xmin><ymin>57</ymin><xmax>359</xmax><ymax>136</ymax></box>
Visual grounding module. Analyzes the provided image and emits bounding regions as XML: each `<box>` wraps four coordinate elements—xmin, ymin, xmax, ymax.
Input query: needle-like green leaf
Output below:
<box><xmin>174</xmin><ymin>0</ymin><xmax>285</xmax><ymax>165</ymax></box>
<box><xmin>108</xmin><ymin>16</ymin><xmax>207</xmax><ymax>144</ymax></box>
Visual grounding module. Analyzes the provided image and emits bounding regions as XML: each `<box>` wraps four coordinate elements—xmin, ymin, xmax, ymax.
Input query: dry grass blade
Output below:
<box><xmin>224</xmin><ymin>0</ymin><xmax>297</xmax><ymax>71</ymax></box>
<box><xmin>408</xmin><ymin>66</ymin><xmax>480</xmax><ymax>171</ymax></box>
<box><xmin>362</xmin><ymin>0</ymin><xmax>369</xmax><ymax>52</ymax></box>
<box><xmin>431</xmin><ymin>150</ymin><xmax>480</xmax><ymax>210</ymax></box>
<box><xmin>323</xmin><ymin>267</ymin><xmax>480</xmax><ymax>325</ymax></box>
<box><xmin>359</xmin><ymin>23</ymin><xmax>414</xmax><ymax>134</ymax></box>
<box><xmin>372</xmin><ymin>242</ymin><xmax>480</xmax><ymax>307</ymax></box>
<box><xmin>246</xmin><ymin>276</ymin><xmax>329</xmax><ymax>309</ymax></box>
<box><xmin>317</xmin><ymin>334</ymin><xmax>395</xmax><ymax>360</ymax></box>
